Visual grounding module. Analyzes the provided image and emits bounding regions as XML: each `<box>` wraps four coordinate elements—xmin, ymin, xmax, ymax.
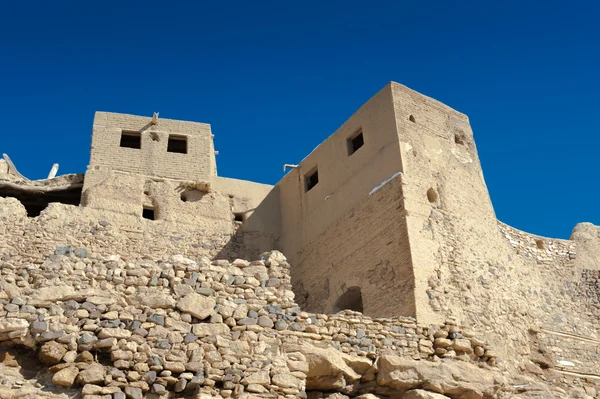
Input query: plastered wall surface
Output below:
<box><xmin>292</xmin><ymin>174</ymin><xmax>414</xmax><ymax>317</ymax></box>
<box><xmin>88</xmin><ymin>112</ymin><xmax>216</xmax><ymax>184</ymax></box>
<box><xmin>388</xmin><ymin>82</ymin><xmax>502</xmax><ymax>323</ymax></box>
<box><xmin>277</xmin><ymin>84</ymin><xmax>403</xmax><ymax>261</ymax></box>
<box><xmin>212</xmin><ymin>176</ymin><xmax>280</xmax><ymax>237</ymax></box>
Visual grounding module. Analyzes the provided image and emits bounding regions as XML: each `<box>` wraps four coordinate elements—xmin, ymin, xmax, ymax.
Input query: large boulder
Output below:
<box><xmin>377</xmin><ymin>356</ymin><xmax>503</xmax><ymax>399</ymax></box>
<box><xmin>76</xmin><ymin>363</ymin><xmax>106</xmax><ymax>385</ymax></box>
<box><xmin>287</xmin><ymin>343</ymin><xmax>371</xmax><ymax>390</ymax></box>
<box><xmin>52</xmin><ymin>365</ymin><xmax>79</xmax><ymax>387</ymax></box>
<box><xmin>176</xmin><ymin>293</ymin><xmax>215</xmax><ymax>320</ymax></box>
<box><xmin>39</xmin><ymin>341</ymin><xmax>67</xmax><ymax>366</ymax></box>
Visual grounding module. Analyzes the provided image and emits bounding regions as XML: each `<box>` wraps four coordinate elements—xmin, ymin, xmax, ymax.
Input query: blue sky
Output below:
<box><xmin>1</xmin><ymin>0</ymin><xmax>598</xmax><ymax>239</ymax></box>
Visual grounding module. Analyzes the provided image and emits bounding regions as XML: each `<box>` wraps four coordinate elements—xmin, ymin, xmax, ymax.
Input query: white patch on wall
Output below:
<box><xmin>558</xmin><ymin>360</ymin><xmax>575</xmax><ymax>367</ymax></box>
<box><xmin>401</xmin><ymin>142</ymin><xmax>413</xmax><ymax>154</ymax></box>
<box><xmin>369</xmin><ymin>171</ymin><xmax>402</xmax><ymax>195</ymax></box>
<box><xmin>451</xmin><ymin>147</ymin><xmax>473</xmax><ymax>164</ymax></box>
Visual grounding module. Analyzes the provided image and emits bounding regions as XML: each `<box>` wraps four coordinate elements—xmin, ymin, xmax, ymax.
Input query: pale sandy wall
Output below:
<box><xmin>0</xmin><ymin>159</ymin><xmax>8</xmax><ymax>175</ymax></box>
<box><xmin>211</xmin><ymin>176</ymin><xmax>281</xmax><ymax>259</ymax></box>
<box><xmin>390</xmin><ymin>83</ymin><xmax>503</xmax><ymax>324</ymax></box>
<box><xmin>82</xmin><ymin>168</ymin><xmax>233</xmax><ymax>234</ymax></box>
<box><xmin>88</xmin><ymin>112</ymin><xmax>216</xmax><ymax>184</ymax></box>
<box><xmin>212</xmin><ymin>176</ymin><xmax>279</xmax><ymax>235</ymax></box>
<box><xmin>82</xmin><ymin>167</ymin><xmax>145</xmax><ymax>218</ymax></box>
<box><xmin>278</xmin><ymin>83</ymin><xmax>403</xmax><ymax>265</ymax></box>
<box><xmin>571</xmin><ymin>222</ymin><xmax>600</xmax><ymax>270</ymax></box>
<box><xmin>293</xmin><ymin>174</ymin><xmax>414</xmax><ymax>317</ymax></box>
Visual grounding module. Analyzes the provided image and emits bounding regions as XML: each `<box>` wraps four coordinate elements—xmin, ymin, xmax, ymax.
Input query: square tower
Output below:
<box><xmin>88</xmin><ymin>112</ymin><xmax>216</xmax><ymax>182</ymax></box>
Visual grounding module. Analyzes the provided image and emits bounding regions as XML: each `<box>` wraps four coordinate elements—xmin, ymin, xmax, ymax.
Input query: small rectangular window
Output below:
<box><xmin>347</xmin><ymin>129</ymin><xmax>364</xmax><ymax>156</ymax></box>
<box><xmin>120</xmin><ymin>131</ymin><xmax>141</xmax><ymax>149</ymax></box>
<box><xmin>305</xmin><ymin>168</ymin><xmax>319</xmax><ymax>192</ymax></box>
<box><xmin>167</xmin><ymin>135</ymin><xmax>187</xmax><ymax>154</ymax></box>
<box><xmin>142</xmin><ymin>207</ymin><xmax>155</xmax><ymax>220</ymax></box>
<box><xmin>234</xmin><ymin>212</ymin><xmax>245</xmax><ymax>222</ymax></box>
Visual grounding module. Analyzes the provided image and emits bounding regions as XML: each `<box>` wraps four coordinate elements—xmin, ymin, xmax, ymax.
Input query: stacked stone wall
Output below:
<box><xmin>0</xmin><ymin>197</ymin><xmax>500</xmax><ymax>399</ymax></box>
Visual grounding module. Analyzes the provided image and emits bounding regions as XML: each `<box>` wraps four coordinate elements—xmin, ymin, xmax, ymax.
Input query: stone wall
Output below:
<box><xmin>0</xmin><ymin>229</ymin><xmax>498</xmax><ymax>399</ymax></box>
<box><xmin>0</xmin><ymin>198</ymin><xmax>254</xmax><ymax>262</ymax></box>
<box><xmin>292</xmin><ymin>173</ymin><xmax>414</xmax><ymax>318</ymax></box>
<box><xmin>427</xmin><ymin>218</ymin><xmax>600</xmax><ymax>392</ymax></box>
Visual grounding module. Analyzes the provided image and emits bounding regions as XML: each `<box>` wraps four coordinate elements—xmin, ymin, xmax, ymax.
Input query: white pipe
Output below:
<box><xmin>283</xmin><ymin>164</ymin><xmax>298</xmax><ymax>172</ymax></box>
<box><xmin>47</xmin><ymin>163</ymin><xmax>59</xmax><ymax>179</ymax></box>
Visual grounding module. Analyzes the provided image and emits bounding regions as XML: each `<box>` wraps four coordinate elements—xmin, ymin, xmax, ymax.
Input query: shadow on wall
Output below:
<box><xmin>0</xmin><ymin>184</ymin><xmax>83</xmax><ymax>217</ymax></box>
<box><xmin>212</xmin><ymin>186</ymin><xmax>282</xmax><ymax>261</ymax></box>
<box><xmin>333</xmin><ymin>286</ymin><xmax>364</xmax><ymax>313</ymax></box>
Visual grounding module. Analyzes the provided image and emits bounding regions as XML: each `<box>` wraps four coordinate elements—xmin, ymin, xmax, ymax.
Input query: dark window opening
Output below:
<box><xmin>455</xmin><ymin>133</ymin><xmax>466</xmax><ymax>145</ymax></box>
<box><xmin>347</xmin><ymin>130</ymin><xmax>364</xmax><ymax>156</ymax></box>
<box><xmin>167</xmin><ymin>135</ymin><xmax>187</xmax><ymax>154</ymax></box>
<box><xmin>234</xmin><ymin>212</ymin><xmax>245</xmax><ymax>222</ymax></box>
<box><xmin>120</xmin><ymin>131</ymin><xmax>141</xmax><ymax>149</ymax></box>
<box><xmin>142</xmin><ymin>207</ymin><xmax>155</xmax><ymax>220</ymax></box>
<box><xmin>305</xmin><ymin>169</ymin><xmax>319</xmax><ymax>192</ymax></box>
<box><xmin>180</xmin><ymin>192</ymin><xmax>188</xmax><ymax>202</ymax></box>
<box><xmin>535</xmin><ymin>239</ymin><xmax>545</xmax><ymax>250</ymax></box>
<box><xmin>409</xmin><ymin>115</ymin><xmax>416</xmax><ymax>123</ymax></box>
<box><xmin>333</xmin><ymin>286</ymin><xmax>364</xmax><ymax>313</ymax></box>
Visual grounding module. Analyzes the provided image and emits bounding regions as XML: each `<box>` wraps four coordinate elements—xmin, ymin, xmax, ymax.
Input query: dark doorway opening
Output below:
<box><xmin>333</xmin><ymin>286</ymin><xmax>364</xmax><ymax>313</ymax></box>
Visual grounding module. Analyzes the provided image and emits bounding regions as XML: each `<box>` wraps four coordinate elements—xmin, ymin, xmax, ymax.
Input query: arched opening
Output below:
<box><xmin>333</xmin><ymin>286</ymin><xmax>364</xmax><ymax>313</ymax></box>
<box><xmin>409</xmin><ymin>115</ymin><xmax>416</xmax><ymax>123</ymax></box>
<box><xmin>427</xmin><ymin>188</ymin><xmax>438</xmax><ymax>203</ymax></box>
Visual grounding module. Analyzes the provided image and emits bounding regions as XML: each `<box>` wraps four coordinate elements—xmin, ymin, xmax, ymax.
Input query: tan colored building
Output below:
<box><xmin>0</xmin><ymin>82</ymin><xmax>503</xmax><ymax>324</ymax></box>
<box><xmin>274</xmin><ymin>83</ymin><xmax>498</xmax><ymax>322</ymax></box>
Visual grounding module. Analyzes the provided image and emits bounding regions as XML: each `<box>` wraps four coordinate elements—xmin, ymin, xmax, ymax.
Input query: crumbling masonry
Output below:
<box><xmin>2</xmin><ymin>82</ymin><xmax>600</xmax><ymax>398</ymax></box>
<box><xmin>1</xmin><ymin>83</ymin><xmax>499</xmax><ymax>323</ymax></box>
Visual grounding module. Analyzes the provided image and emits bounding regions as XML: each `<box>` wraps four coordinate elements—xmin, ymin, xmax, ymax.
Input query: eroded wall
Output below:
<box><xmin>293</xmin><ymin>174</ymin><xmax>414</xmax><ymax>317</ymax></box>
<box><xmin>82</xmin><ymin>168</ymin><xmax>233</xmax><ymax>234</ymax></box>
<box><xmin>277</xmin><ymin>84</ymin><xmax>412</xmax><ymax>316</ymax></box>
<box><xmin>389</xmin><ymin>83</ymin><xmax>502</xmax><ymax>323</ymax></box>
<box><xmin>212</xmin><ymin>177</ymin><xmax>281</xmax><ymax>260</ymax></box>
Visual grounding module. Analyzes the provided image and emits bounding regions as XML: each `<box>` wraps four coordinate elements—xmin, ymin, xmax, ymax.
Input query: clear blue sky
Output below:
<box><xmin>1</xmin><ymin>1</ymin><xmax>598</xmax><ymax>239</ymax></box>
